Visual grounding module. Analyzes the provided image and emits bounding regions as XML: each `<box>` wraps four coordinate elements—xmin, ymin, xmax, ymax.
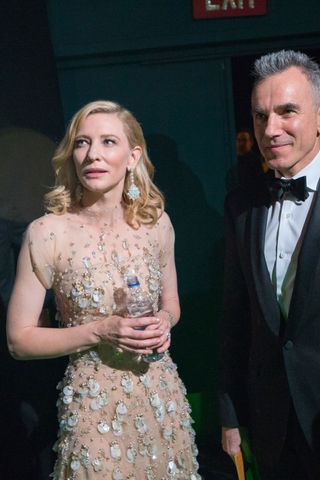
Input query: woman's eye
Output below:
<box><xmin>104</xmin><ymin>138</ymin><xmax>115</xmax><ymax>145</ymax></box>
<box><xmin>74</xmin><ymin>138</ymin><xmax>88</xmax><ymax>148</ymax></box>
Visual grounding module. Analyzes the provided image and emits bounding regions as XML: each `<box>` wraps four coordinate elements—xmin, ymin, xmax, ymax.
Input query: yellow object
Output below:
<box><xmin>233</xmin><ymin>450</ymin><xmax>245</xmax><ymax>480</ymax></box>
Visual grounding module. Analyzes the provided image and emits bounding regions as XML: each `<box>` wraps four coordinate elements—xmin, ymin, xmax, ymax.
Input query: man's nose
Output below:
<box><xmin>264</xmin><ymin>113</ymin><xmax>282</xmax><ymax>138</ymax></box>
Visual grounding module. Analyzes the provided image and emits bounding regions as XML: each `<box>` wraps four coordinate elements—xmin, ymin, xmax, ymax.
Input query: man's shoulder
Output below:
<box><xmin>225</xmin><ymin>172</ymin><xmax>270</xmax><ymax>212</ymax></box>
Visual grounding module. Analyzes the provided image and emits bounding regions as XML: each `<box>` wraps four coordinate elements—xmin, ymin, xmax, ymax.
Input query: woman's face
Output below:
<box><xmin>73</xmin><ymin>112</ymin><xmax>140</xmax><ymax>199</ymax></box>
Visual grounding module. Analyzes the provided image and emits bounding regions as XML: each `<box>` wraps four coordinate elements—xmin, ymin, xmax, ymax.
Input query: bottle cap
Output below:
<box><xmin>127</xmin><ymin>275</ymin><xmax>140</xmax><ymax>288</ymax></box>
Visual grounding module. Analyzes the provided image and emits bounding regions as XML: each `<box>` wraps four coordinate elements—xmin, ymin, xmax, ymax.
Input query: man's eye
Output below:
<box><xmin>255</xmin><ymin>112</ymin><xmax>266</xmax><ymax>121</ymax></box>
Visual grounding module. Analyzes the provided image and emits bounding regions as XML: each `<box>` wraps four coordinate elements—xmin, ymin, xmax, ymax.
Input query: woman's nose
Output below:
<box><xmin>87</xmin><ymin>142</ymin><xmax>101</xmax><ymax>161</ymax></box>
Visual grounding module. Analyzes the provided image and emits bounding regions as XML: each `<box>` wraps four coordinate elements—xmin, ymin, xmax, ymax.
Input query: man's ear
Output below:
<box><xmin>317</xmin><ymin>107</ymin><xmax>320</xmax><ymax>136</ymax></box>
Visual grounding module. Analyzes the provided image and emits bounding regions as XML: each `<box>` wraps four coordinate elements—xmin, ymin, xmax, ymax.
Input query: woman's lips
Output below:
<box><xmin>83</xmin><ymin>168</ymin><xmax>107</xmax><ymax>177</ymax></box>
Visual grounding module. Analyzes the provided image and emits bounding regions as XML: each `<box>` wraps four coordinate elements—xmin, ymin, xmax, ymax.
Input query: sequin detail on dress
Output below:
<box><xmin>27</xmin><ymin>211</ymin><xmax>201</xmax><ymax>479</ymax></box>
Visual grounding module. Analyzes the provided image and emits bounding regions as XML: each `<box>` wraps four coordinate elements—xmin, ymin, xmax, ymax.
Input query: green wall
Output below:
<box><xmin>45</xmin><ymin>0</ymin><xmax>320</xmax><ymax>437</ymax></box>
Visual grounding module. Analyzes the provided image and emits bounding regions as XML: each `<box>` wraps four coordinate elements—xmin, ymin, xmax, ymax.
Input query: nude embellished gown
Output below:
<box><xmin>26</xmin><ymin>208</ymin><xmax>201</xmax><ymax>480</ymax></box>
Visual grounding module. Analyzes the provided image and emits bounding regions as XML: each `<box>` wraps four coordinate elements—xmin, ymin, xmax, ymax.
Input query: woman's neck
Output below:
<box><xmin>76</xmin><ymin>197</ymin><xmax>124</xmax><ymax>226</ymax></box>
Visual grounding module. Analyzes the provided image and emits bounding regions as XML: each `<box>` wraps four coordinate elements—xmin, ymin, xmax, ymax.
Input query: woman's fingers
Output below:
<box><xmin>99</xmin><ymin>315</ymin><xmax>171</xmax><ymax>353</ymax></box>
<box><xmin>127</xmin><ymin>315</ymin><xmax>160</xmax><ymax>330</ymax></box>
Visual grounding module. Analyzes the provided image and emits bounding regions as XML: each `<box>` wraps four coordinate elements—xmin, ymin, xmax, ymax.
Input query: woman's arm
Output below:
<box><xmin>159</xmin><ymin>212</ymin><xmax>180</xmax><ymax>325</ymax></box>
<box><xmin>159</xmin><ymin>257</ymin><xmax>180</xmax><ymax>329</ymax></box>
<box><xmin>6</xmin><ymin>236</ymin><xmax>102</xmax><ymax>359</ymax></box>
<box><xmin>7</xmin><ymin>237</ymin><xmax>163</xmax><ymax>360</ymax></box>
<box><xmin>152</xmin><ymin>212</ymin><xmax>181</xmax><ymax>353</ymax></box>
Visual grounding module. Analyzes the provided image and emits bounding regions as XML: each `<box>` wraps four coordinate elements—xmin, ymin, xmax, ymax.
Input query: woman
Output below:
<box><xmin>7</xmin><ymin>100</ymin><xmax>201</xmax><ymax>479</ymax></box>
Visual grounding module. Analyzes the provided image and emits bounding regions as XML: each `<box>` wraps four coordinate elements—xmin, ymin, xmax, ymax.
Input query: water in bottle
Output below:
<box><xmin>126</xmin><ymin>274</ymin><xmax>164</xmax><ymax>363</ymax></box>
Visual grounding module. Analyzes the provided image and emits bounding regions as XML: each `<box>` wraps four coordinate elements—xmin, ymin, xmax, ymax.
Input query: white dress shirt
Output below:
<box><xmin>264</xmin><ymin>152</ymin><xmax>320</xmax><ymax>319</ymax></box>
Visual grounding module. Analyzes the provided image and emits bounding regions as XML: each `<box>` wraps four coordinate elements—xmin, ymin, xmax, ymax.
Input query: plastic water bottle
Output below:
<box><xmin>126</xmin><ymin>274</ymin><xmax>164</xmax><ymax>363</ymax></box>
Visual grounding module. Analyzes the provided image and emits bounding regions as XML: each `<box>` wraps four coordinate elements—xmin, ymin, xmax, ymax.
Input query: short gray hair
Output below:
<box><xmin>252</xmin><ymin>50</ymin><xmax>320</xmax><ymax>105</ymax></box>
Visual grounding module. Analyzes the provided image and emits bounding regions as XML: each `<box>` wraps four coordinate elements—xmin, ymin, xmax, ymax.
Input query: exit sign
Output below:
<box><xmin>193</xmin><ymin>0</ymin><xmax>267</xmax><ymax>19</ymax></box>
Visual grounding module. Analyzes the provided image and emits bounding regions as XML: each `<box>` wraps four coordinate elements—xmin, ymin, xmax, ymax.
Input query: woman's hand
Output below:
<box><xmin>144</xmin><ymin>310</ymin><xmax>172</xmax><ymax>353</ymax></box>
<box><xmin>95</xmin><ymin>315</ymin><xmax>166</xmax><ymax>354</ymax></box>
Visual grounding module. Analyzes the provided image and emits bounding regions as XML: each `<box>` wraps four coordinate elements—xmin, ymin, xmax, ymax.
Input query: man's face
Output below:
<box><xmin>236</xmin><ymin>131</ymin><xmax>253</xmax><ymax>156</ymax></box>
<box><xmin>251</xmin><ymin>66</ymin><xmax>320</xmax><ymax>177</ymax></box>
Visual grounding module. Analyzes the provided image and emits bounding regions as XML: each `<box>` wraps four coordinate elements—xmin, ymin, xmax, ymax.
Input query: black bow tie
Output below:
<box><xmin>267</xmin><ymin>176</ymin><xmax>309</xmax><ymax>202</ymax></box>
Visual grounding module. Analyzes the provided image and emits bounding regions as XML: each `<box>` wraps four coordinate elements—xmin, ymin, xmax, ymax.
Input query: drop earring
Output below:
<box><xmin>127</xmin><ymin>166</ymin><xmax>140</xmax><ymax>200</ymax></box>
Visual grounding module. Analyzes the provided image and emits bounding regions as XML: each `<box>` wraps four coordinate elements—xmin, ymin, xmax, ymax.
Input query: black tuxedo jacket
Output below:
<box><xmin>219</xmin><ymin>173</ymin><xmax>320</xmax><ymax>468</ymax></box>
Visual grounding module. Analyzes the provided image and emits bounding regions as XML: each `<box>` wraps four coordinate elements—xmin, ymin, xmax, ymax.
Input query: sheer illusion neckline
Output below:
<box><xmin>70</xmin><ymin>202</ymin><xmax>125</xmax><ymax>227</ymax></box>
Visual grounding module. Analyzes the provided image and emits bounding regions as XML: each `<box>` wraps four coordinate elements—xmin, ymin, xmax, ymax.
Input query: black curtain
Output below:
<box><xmin>0</xmin><ymin>1</ymin><xmax>66</xmax><ymax>479</ymax></box>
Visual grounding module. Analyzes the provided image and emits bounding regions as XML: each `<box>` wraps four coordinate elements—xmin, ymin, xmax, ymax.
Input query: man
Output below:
<box><xmin>236</xmin><ymin>129</ymin><xmax>255</xmax><ymax>158</ymax></box>
<box><xmin>220</xmin><ymin>50</ymin><xmax>320</xmax><ymax>479</ymax></box>
<box><xmin>236</xmin><ymin>128</ymin><xmax>265</xmax><ymax>188</ymax></box>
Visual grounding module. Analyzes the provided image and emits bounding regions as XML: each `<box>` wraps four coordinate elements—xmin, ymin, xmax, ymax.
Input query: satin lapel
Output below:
<box><xmin>250</xmin><ymin>204</ymin><xmax>281</xmax><ymax>335</ymax></box>
<box><xmin>287</xmin><ymin>189</ymin><xmax>320</xmax><ymax>331</ymax></box>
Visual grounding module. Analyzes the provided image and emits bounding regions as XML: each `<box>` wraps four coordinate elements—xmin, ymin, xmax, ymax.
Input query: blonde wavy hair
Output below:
<box><xmin>45</xmin><ymin>100</ymin><xmax>164</xmax><ymax>228</ymax></box>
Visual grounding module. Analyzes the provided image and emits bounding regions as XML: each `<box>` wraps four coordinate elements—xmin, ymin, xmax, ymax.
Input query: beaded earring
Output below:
<box><xmin>127</xmin><ymin>166</ymin><xmax>140</xmax><ymax>200</ymax></box>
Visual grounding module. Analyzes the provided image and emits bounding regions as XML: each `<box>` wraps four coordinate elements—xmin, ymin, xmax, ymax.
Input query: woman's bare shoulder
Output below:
<box><xmin>30</xmin><ymin>212</ymin><xmax>58</xmax><ymax>225</ymax></box>
<box><xmin>156</xmin><ymin>210</ymin><xmax>173</xmax><ymax>228</ymax></box>
<box><xmin>28</xmin><ymin>212</ymin><xmax>69</xmax><ymax>234</ymax></box>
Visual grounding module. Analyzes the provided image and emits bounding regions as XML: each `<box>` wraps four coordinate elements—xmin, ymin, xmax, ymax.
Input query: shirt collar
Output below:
<box><xmin>275</xmin><ymin>150</ymin><xmax>320</xmax><ymax>192</ymax></box>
